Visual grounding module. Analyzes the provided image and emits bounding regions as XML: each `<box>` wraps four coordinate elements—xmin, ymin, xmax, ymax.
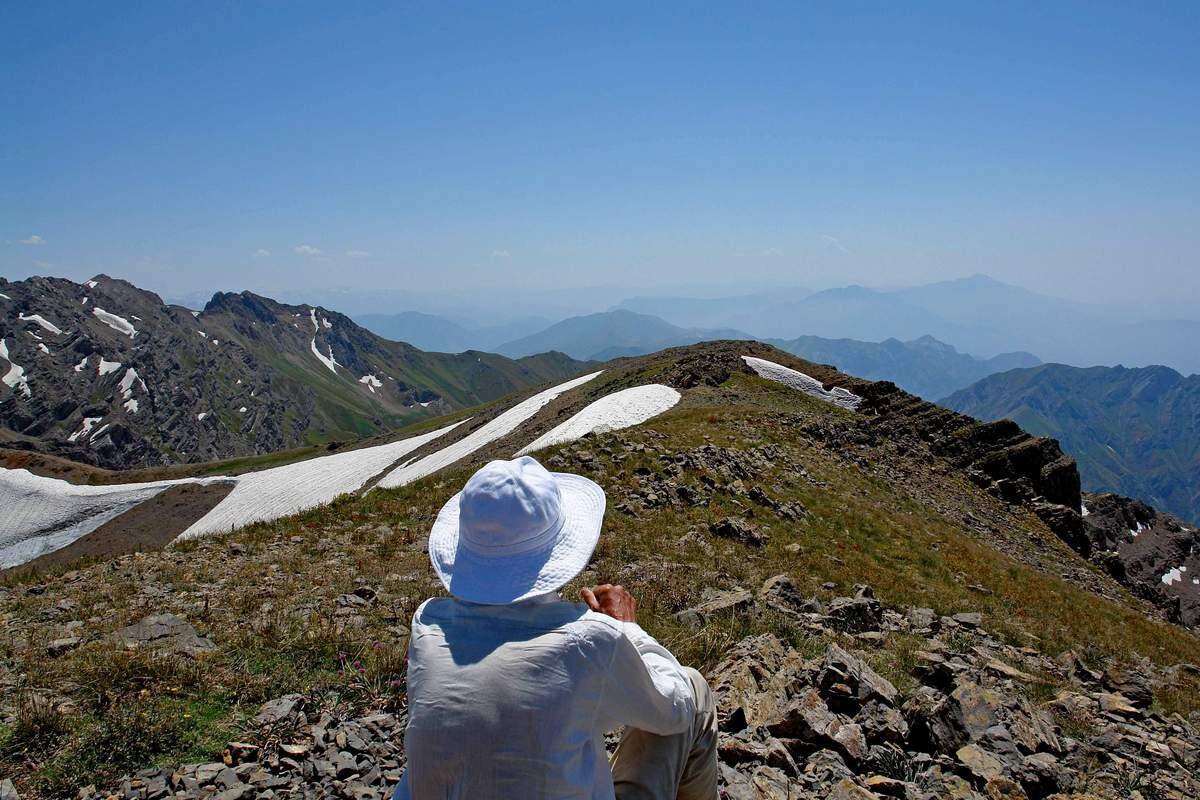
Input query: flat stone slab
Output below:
<box><xmin>109</xmin><ymin>612</ymin><xmax>216</xmax><ymax>657</ymax></box>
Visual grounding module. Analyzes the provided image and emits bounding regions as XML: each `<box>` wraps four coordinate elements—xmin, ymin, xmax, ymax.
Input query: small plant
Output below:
<box><xmin>0</xmin><ymin>693</ymin><xmax>71</xmax><ymax>761</ymax></box>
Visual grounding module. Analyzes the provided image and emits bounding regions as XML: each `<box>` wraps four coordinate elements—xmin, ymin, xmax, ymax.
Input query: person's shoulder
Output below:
<box><xmin>570</xmin><ymin>607</ymin><xmax>629</xmax><ymax>642</ymax></box>
<box><xmin>412</xmin><ymin>596</ymin><xmax>451</xmax><ymax>623</ymax></box>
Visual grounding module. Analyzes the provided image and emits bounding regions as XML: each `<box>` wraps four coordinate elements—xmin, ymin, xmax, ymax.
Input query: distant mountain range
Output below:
<box><xmin>353</xmin><ymin>311</ymin><xmax>551</xmax><ymax>353</ymax></box>
<box><xmin>615</xmin><ymin>275</ymin><xmax>1200</xmax><ymax>375</ymax></box>
<box><xmin>495</xmin><ymin>309</ymin><xmax>751</xmax><ymax>361</ymax></box>
<box><xmin>485</xmin><ymin>309</ymin><xmax>1039</xmax><ymax>399</ymax></box>
<box><xmin>944</xmin><ymin>363</ymin><xmax>1200</xmax><ymax>524</ymax></box>
<box><xmin>0</xmin><ymin>275</ymin><xmax>584</xmax><ymax>469</ymax></box>
<box><xmin>770</xmin><ymin>335</ymin><xmax>1041</xmax><ymax>400</ymax></box>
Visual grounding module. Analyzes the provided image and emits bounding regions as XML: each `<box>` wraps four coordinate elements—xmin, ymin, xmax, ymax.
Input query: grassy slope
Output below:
<box><xmin>3</xmin><ymin>362</ymin><xmax>1200</xmax><ymax>795</ymax></box>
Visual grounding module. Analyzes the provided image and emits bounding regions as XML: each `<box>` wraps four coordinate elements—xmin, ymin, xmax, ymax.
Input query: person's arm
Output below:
<box><xmin>583</xmin><ymin>585</ymin><xmax>696</xmax><ymax>735</ymax></box>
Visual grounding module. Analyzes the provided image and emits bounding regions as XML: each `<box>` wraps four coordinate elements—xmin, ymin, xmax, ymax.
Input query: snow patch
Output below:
<box><xmin>98</xmin><ymin>358</ymin><xmax>122</xmax><ymax>376</ymax></box>
<box><xmin>197</xmin><ymin>412</ymin><xmax>208</xmax><ymax>421</ymax></box>
<box><xmin>67</xmin><ymin>417</ymin><xmax>103</xmax><ymax>443</ymax></box>
<box><xmin>0</xmin><ymin>292</ymin><xmax>10</xmax><ymax>300</ymax></box>
<box><xmin>92</xmin><ymin>307</ymin><xmax>138</xmax><ymax>337</ymax></box>
<box><xmin>518</xmin><ymin>384</ymin><xmax>681</xmax><ymax>455</ymax></box>
<box><xmin>311</xmin><ymin>338</ymin><xmax>339</xmax><ymax>374</ymax></box>
<box><xmin>1080</xmin><ymin>503</ymin><xmax>1089</xmax><ymax>517</ymax></box>
<box><xmin>197</xmin><ymin>331</ymin><xmax>207</xmax><ymax>338</ymax></box>
<box><xmin>85</xmin><ymin>279</ymin><xmax>98</xmax><ymax>289</ymax></box>
<box><xmin>1163</xmin><ymin>567</ymin><xmax>1186</xmax><ymax>586</ymax></box>
<box><xmin>359</xmin><ymin>374</ymin><xmax>383</xmax><ymax>393</ymax></box>
<box><xmin>19</xmin><ymin>312</ymin><xmax>63</xmax><ymax>335</ymax></box>
<box><xmin>1129</xmin><ymin>520</ymin><xmax>1148</xmax><ymax>539</ymax></box>
<box><xmin>89</xmin><ymin>423</ymin><xmax>110</xmax><ymax>441</ymax></box>
<box><xmin>178</xmin><ymin>420</ymin><xmax>466</xmax><ymax>540</ymax></box>
<box><xmin>238</xmin><ymin>406</ymin><xmax>248</xmax><ymax>413</ymax></box>
<box><xmin>118</xmin><ymin>367</ymin><xmax>146</xmax><ymax>399</ymax></box>
<box><xmin>124</xmin><ymin>398</ymin><xmax>139</xmax><ymax>414</ymax></box>
<box><xmin>0</xmin><ymin>468</ymin><xmax>228</xmax><ymax>568</ymax></box>
<box><xmin>82</xmin><ymin>297</ymin><xmax>89</xmax><ymax>305</ymax></box>
<box><xmin>211</xmin><ymin>339</ymin><xmax>220</xmax><ymax>346</ymax></box>
<box><xmin>741</xmin><ymin>356</ymin><xmax>862</xmax><ymax>411</ymax></box>
<box><xmin>37</xmin><ymin>343</ymin><xmax>49</xmax><ymax>355</ymax></box>
<box><xmin>190</xmin><ymin>310</ymin><xmax>200</xmax><ymax>318</ymax></box>
<box><xmin>74</xmin><ymin>356</ymin><xmax>88</xmax><ymax>372</ymax></box>
<box><xmin>0</xmin><ymin>339</ymin><xmax>32</xmax><ymax>398</ymax></box>
<box><xmin>375</xmin><ymin>371</ymin><xmax>603</xmax><ymax>490</ymax></box>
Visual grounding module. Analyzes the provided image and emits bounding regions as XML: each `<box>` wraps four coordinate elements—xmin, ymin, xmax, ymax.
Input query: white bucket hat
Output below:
<box><xmin>429</xmin><ymin>456</ymin><xmax>606</xmax><ymax>604</ymax></box>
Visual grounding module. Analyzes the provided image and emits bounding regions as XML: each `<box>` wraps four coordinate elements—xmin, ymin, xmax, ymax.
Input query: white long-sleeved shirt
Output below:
<box><xmin>393</xmin><ymin>592</ymin><xmax>696</xmax><ymax>799</ymax></box>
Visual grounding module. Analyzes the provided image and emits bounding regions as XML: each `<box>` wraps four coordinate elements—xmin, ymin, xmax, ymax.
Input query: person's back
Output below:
<box><xmin>403</xmin><ymin>595</ymin><xmax>626</xmax><ymax>798</ymax></box>
<box><xmin>392</xmin><ymin>456</ymin><xmax>718</xmax><ymax>800</ymax></box>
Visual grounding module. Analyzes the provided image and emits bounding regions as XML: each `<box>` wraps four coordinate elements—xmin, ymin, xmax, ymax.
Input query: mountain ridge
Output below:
<box><xmin>0</xmin><ymin>274</ymin><xmax>586</xmax><ymax>470</ymax></box>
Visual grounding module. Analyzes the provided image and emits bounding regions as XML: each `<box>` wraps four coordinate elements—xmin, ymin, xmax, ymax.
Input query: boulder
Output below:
<box><xmin>709</xmin><ymin>517</ymin><xmax>767</xmax><ymax>546</ymax></box>
<box><xmin>675</xmin><ymin>588</ymin><xmax>754</xmax><ymax>628</ymax></box>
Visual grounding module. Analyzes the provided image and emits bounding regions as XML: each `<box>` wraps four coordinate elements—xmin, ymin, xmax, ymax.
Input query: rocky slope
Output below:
<box><xmin>0</xmin><ymin>274</ymin><xmax>584</xmax><ymax>469</ymax></box>
<box><xmin>944</xmin><ymin>363</ymin><xmax>1200</xmax><ymax>525</ymax></box>
<box><xmin>3</xmin><ymin>341</ymin><xmax>1199</xmax><ymax>798</ymax></box>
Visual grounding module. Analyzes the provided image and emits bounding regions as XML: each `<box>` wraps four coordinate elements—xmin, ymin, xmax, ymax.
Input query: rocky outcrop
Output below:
<box><xmin>1083</xmin><ymin>491</ymin><xmax>1200</xmax><ymax>626</ymax></box>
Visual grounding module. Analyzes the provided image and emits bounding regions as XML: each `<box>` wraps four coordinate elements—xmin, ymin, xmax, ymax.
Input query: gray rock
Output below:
<box><xmin>109</xmin><ymin>613</ymin><xmax>216</xmax><ymax>657</ymax></box>
<box><xmin>253</xmin><ymin>694</ymin><xmax>304</xmax><ymax>726</ymax></box>
<box><xmin>0</xmin><ymin>779</ymin><xmax>19</xmax><ymax>800</ymax></box>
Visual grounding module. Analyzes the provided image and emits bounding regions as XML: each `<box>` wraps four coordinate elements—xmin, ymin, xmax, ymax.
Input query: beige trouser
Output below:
<box><xmin>610</xmin><ymin>667</ymin><xmax>719</xmax><ymax>800</ymax></box>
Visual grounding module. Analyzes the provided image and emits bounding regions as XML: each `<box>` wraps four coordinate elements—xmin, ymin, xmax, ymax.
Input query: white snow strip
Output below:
<box><xmin>92</xmin><ymin>307</ymin><xmax>138</xmax><ymax>337</ymax></box>
<box><xmin>197</xmin><ymin>331</ymin><xmax>207</xmax><ymax>338</ymax></box>
<box><xmin>322</xmin><ymin>317</ymin><xmax>332</xmax><ymax>329</ymax></box>
<box><xmin>178</xmin><ymin>420</ymin><xmax>466</xmax><ymax>540</ymax></box>
<box><xmin>1</xmin><ymin>339</ymin><xmax>32</xmax><ymax>398</ymax></box>
<box><xmin>37</xmin><ymin>343</ymin><xmax>49</xmax><ymax>355</ymax></box>
<box><xmin>85</xmin><ymin>279</ymin><xmax>98</xmax><ymax>289</ymax></box>
<box><xmin>27</xmin><ymin>331</ymin><xmax>42</xmax><ymax>341</ymax></box>
<box><xmin>98</xmin><ymin>358</ymin><xmax>122</xmax><ymax>376</ymax></box>
<box><xmin>124</xmin><ymin>398</ymin><xmax>139</xmax><ymax>414</ymax></box>
<box><xmin>190</xmin><ymin>310</ymin><xmax>200</xmax><ymax>318</ymax></box>
<box><xmin>19</xmin><ymin>313</ymin><xmax>63</xmax><ymax>335</ymax></box>
<box><xmin>0</xmin><ymin>468</ymin><xmax>228</xmax><ymax>568</ymax></box>
<box><xmin>89</xmin><ymin>423</ymin><xmax>110</xmax><ymax>441</ymax></box>
<box><xmin>82</xmin><ymin>297</ymin><xmax>89</xmax><ymax>305</ymax></box>
<box><xmin>310</xmin><ymin>308</ymin><xmax>319</xmax><ymax>331</ymax></box>
<box><xmin>67</xmin><ymin>417</ymin><xmax>103</xmax><ymax>443</ymax></box>
<box><xmin>74</xmin><ymin>356</ymin><xmax>88</xmax><ymax>372</ymax></box>
<box><xmin>518</xmin><ymin>384</ymin><xmax>681</xmax><ymax>456</ymax></box>
<box><xmin>375</xmin><ymin>371</ymin><xmax>604</xmax><ymax>490</ymax></box>
<box><xmin>311</xmin><ymin>338</ymin><xmax>339</xmax><ymax>373</ymax></box>
<box><xmin>0</xmin><ymin>292</ymin><xmax>10</xmax><ymax>300</ymax></box>
<box><xmin>359</xmin><ymin>374</ymin><xmax>383</xmax><ymax>393</ymax></box>
<box><xmin>742</xmin><ymin>356</ymin><xmax>862</xmax><ymax>411</ymax></box>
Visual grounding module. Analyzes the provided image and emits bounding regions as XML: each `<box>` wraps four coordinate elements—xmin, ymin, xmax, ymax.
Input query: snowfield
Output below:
<box><xmin>0</xmin><ymin>469</ymin><xmax>227</xmax><ymax>569</ymax></box>
<box><xmin>360</xmin><ymin>374</ymin><xmax>383</xmax><ymax>393</ymax></box>
<box><xmin>19</xmin><ymin>313</ymin><xmax>63</xmax><ymax>335</ymax></box>
<box><xmin>1</xmin><ymin>339</ymin><xmax>32</xmax><ymax>398</ymax></box>
<box><xmin>376</xmin><ymin>371</ymin><xmax>603</xmax><ymax>490</ymax></box>
<box><xmin>98</xmin><ymin>358</ymin><xmax>122</xmax><ymax>376</ymax></box>
<box><xmin>93</xmin><ymin>307</ymin><xmax>138</xmax><ymax>338</ymax></box>
<box><xmin>67</xmin><ymin>417</ymin><xmax>103</xmax><ymax>443</ymax></box>
<box><xmin>178</xmin><ymin>420</ymin><xmax>466</xmax><ymax>540</ymax></box>
<box><xmin>742</xmin><ymin>356</ymin><xmax>862</xmax><ymax>411</ymax></box>
<box><xmin>517</xmin><ymin>384</ymin><xmax>680</xmax><ymax>455</ymax></box>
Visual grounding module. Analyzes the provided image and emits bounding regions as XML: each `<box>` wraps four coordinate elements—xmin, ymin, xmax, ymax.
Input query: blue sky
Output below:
<box><xmin>2</xmin><ymin>1</ymin><xmax>1197</xmax><ymax>310</ymax></box>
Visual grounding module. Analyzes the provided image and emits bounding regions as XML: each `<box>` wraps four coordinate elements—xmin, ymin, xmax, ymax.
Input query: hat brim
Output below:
<box><xmin>428</xmin><ymin>473</ymin><xmax>606</xmax><ymax>605</ymax></box>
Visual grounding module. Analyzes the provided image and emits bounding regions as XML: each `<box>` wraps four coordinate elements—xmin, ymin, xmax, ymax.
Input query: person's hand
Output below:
<box><xmin>581</xmin><ymin>584</ymin><xmax>637</xmax><ymax>623</ymax></box>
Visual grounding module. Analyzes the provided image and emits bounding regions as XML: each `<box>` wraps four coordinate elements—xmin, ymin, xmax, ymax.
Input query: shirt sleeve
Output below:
<box><xmin>599</xmin><ymin>620</ymin><xmax>696</xmax><ymax>736</ymax></box>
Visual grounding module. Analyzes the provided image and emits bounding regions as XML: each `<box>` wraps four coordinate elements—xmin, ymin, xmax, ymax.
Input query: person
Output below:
<box><xmin>392</xmin><ymin>455</ymin><xmax>718</xmax><ymax>799</ymax></box>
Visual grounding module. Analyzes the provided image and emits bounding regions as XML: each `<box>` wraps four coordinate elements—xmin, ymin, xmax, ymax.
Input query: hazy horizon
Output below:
<box><xmin>3</xmin><ymin>3</ymin><xmax>1198</xmax><ymax>316</ymax></box>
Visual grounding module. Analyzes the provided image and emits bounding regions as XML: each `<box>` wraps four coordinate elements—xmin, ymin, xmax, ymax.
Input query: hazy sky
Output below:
<box><xmin>2</xmin><ymin>2</ymin><xmax>1197</xmax><ymax>312</ymax></box>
